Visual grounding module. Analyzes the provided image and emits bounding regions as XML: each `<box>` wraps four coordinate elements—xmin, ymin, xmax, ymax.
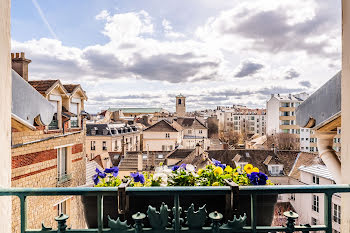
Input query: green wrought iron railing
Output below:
<box><xmin>0</xmin><ymin>184</ymin><xmax>348</xmax><ymax>233</ymax></box>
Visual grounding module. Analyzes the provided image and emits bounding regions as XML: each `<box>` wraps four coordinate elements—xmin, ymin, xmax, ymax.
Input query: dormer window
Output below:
<box><xmin>102</xmin><ymin>129</ymin><xmax>108</xmax><ymax>135</ymax></box>
<box><xmin>49</xmin><ymin>113</ymin><xmax>59</xmax><ymax>130</ymax></box>
<box><xmin>268</xmin><ymin>165</ymin><xmax>283</xmax><ymax>175</ymax></box>
<box><xmin>165</xmin><ymin>133</ymin><xmax>170</xmax><ymax>138</ymax></box>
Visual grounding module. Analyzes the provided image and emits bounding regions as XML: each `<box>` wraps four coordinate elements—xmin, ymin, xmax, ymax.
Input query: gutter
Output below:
<box><xmin>11</xmin><ymin>113</ymin><xmax>36</xmax><ymax>130</ymax></box>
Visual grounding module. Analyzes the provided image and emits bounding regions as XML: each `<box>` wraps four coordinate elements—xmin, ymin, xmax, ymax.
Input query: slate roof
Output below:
<box><xmin>86</xmin><ymin>124</ymin><xmax>139</xmax><ymax>136</ymax></box>
<box><xmin>174</xmin><ymin>117</ymin><xmax>207</xmax><ymax>129</ymax></box>
<box><xmin>143</xmin><ymin>120</ymin><xmax>178</xmax><ymax>132</ymax></box>
<box><xmin>166</xmin><ymin>149</ymin><xmax>194</xmax><ymax>159</ymax></box>
<box><xmin>28</xmin><ymin>80</ymin><xmax>59</xmax><ymax>94</ymax></box>
<box><xmin>299</xmin><ymin>165</ymin><xmax>334</xmax><ymax>181</ymax></box>
<box><xmin>207</xmin><ymin>149</ymin><xmax>299</xmax><ymax>176</ymax></box>
<box><xmin>108</xmin><ymin>108</ymin><xmax>165</xmax><ymax>114</ymax></box>
<box><xmin>296</xmin><ymin>72</ymin><xmax>341</xmax><ymax>129</ymax></box>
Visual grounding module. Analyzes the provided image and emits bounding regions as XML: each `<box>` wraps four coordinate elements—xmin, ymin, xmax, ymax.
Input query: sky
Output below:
<box><xmin>11</xmin><ymin>0</ymin><xmax>341</xmax><ymax>113</ymax></box>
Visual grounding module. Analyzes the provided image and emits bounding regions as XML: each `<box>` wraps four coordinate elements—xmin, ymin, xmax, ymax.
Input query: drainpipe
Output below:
<box><xmin>315</xmin><ymin>132</ymin><xmax>341</xmax><ymax>184</ymax></box>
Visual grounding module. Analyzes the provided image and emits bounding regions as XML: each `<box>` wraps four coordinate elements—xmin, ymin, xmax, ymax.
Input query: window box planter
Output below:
<box><xmin>82</xmin><ymin>162</ymin><xmax>277</xmax><ymax>229</ymax></box>
<box><xmin>82</xmin><ymin>185</ymin><xmax>277</xmax><ymax>228</ymax></box>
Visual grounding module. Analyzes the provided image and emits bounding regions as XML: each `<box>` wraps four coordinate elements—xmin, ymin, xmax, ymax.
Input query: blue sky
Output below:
<box><xmin>11</xmin><ymin>0</ymin><xmax>341</xmax><ymax>113</ymax></box>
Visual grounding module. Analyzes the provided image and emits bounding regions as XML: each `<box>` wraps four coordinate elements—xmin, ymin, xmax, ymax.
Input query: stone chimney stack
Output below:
<box><xmin>11</xmin><ymin>52</ymin><xmax>31</xmax><ymax>81</ymax></box>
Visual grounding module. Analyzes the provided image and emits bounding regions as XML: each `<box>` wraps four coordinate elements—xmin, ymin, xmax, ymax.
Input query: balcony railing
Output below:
<box><xmin>1</xmin><ymin>184</ymin><xmax>349</xmax><ymax>233</ymax></box>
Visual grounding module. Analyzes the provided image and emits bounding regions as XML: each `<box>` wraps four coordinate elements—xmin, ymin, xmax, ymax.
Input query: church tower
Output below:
<box><xmin>176</xmin><ymin>94</ymin><xmax>186</xmax><ymax>117</ymax></box>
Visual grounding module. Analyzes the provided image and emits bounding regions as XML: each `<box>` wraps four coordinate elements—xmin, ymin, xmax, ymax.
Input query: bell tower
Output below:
<box><xmin>176</xmin><ymin>94</ymin><xmax>186</xmax><ymax>117</ymax></box>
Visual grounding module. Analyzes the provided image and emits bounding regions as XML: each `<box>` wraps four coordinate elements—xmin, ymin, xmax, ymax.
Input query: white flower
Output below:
<box><xmin>153</xmin><ymin>173</ymin><xmax>168</xmax><ymax>186</ymax></box>
<box><xmin>186</xmin><ymin>164</ymin><xmax>195</xmax><ymax>172</ymax></box>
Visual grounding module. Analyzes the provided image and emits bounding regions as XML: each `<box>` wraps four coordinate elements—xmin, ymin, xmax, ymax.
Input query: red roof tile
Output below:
<box><xmin>28</xmin><ymin>80</ymin><xmax>58</xmax><ymax>94</ymax></box>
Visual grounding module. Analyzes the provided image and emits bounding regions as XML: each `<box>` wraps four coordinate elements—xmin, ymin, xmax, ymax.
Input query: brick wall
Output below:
<box><xmin>11</xmin><ymin>129</ymin><xmax>87</xmax><ymax>232</ymax></box>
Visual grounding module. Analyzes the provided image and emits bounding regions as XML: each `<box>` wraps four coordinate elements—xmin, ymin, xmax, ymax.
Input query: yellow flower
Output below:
<box><xmin>252</xmin><ymin>167</ymin><xmax>259</xmax><ymax>173</ymax></box>
<box><xmin>212</xmin><ymin>182</ymin><xmax>220</xmax><ymax>186</ymax></box>
<box><xmin>214</xmin><ymin>167</ymin><xmax>223</xmax><ymax>176</ymax></box>
<box><xmin>234</xmin><ymin>172</ymin><xmax>239</xmax><ymax>176</ymax></box>
<box><xmin>224</xmin><ymin>165</ymin><xmax>233</xmax><ymax>173</ymax></box>
<box><xmin>198</xmin><ymin>169</ymin><xmax>203</xmax><ymax>175</ymax></box>
<box><xmin>244</xmin><ymin>164</ymin><xmax>253</xmax><ymax>174</ymax></box>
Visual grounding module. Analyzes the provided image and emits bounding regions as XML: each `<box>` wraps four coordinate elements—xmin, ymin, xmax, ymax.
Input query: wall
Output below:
<box><xmin>143</xmin><ymin>131</ymin><xmax>179</xmax><ymax>151</ymax></box>
<box><xmin>266</xmin><ymin>97</ymin><xmax>280</xmax><ymax>135</ymax></box>
<box><xmin>0</xmin><ymin>0</ymin><xmax>12</xmax><ymax>232</ymax></box>
<box><xmin>289</xmin><ymin>173</ymin><xmax>340</xmax><ymax>233</ymax></box>
<box><xmin>11</xmin><ymin>130</ymin><xmax>86</xmax><ymax>233</ymax></box>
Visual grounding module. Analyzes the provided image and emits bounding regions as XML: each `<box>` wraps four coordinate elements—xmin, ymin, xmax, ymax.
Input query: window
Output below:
<box><xmin>311</xmin><ymin>217</ymin><xmax>317</xmax><ymax>225</ymax></box>
<box><xmin>49</xmin><ymin>113</ymin><xmax>59</xmax><ymax>130</ymax></box>
<box><xmin>57</xmin><ymin>147</ymin><xmax>68</xmax><ymax>181</ymax></box>
<box><xmin>178</xmin><ymin>99</ymin><xmax>181</xmax><ymax>105</ymax></box>
<box><xmin>199</xmin><ymin>130</ymin><xmax>203</xmax><ymax>134</ymax></box>
<box><xmin>114</xmin><ymin>140</ymin><xmax>119</xmax><ymax>150</ymax></box>
<box><xmin>57</xmin><ymin>200</ymin><xmax>67</xmax><ymax>215</ymax></box>
<box><xmin>312</xmin><ymin>195</ymin><xmax>319</xmax><ymax>212</ymax></box>
<box><xmin>333</xmin><ymin>204</ymin><xmax>341</xmax><ymax>224</ymax></box>
<box><xmin>91</xmin><ymin>141</ymin><xmax>96</xmax><ymax>150</ymax></box>
<box><xmin>162</xmin><ymin>145</ymin><xmax>167</xmax><ymax>151</ymax></box>
<box><xmin>158</xmin><ymin>154</ymin><xmax>164</xmax><ymax>159</ymax></box>
<box><xmin>165</xmin><ymin>133</ymin><xmax>170</xmax><ymax>138</ymax></box>
<box><xmin>270</xmin><ymin>165</ymin><xmax>280</xmax><ymax>175</ymax></box>
<box><xmin>102</xmin><ymin>141</ymin><xmax>107</xmax><ymax>150</ymax></box>
<box><xmin>169</xmin><ymin>145</ymin><xmax>173</xmax><ymax>150</ymax></box>
<box><xmin>290</xmin><ymin>193</ymin><xmax>295</xmax><ymax>201</ymax></box>
<box><xmin>313</xmin><ymin>175</ymin><xmax>320</xmax><ymax>184</ymax></box>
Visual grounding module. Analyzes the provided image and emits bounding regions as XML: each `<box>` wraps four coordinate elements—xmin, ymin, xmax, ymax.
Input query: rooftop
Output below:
<box><xmin>108</xmin><ymin>107</ymin><xmax>166</xmax><ymax>114</ymax></box>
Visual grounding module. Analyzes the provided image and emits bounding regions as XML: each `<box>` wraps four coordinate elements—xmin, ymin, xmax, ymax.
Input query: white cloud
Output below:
<box><xmin>12</xmin><ymin>1</ymin><xmax>341</xmax><ymax>113</ymax></box>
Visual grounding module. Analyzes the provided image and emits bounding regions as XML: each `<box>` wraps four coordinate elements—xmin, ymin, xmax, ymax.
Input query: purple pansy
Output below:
<box><xmin>130</xmin><ymin>172</ymin><xmax>145</xmax><ymax>184</ymax></box>
<box><xmin>172</xmin><ymin>165</ymin><xmax>180</xmax><ymax>171</ymax></box>
<box><xmin>179</xmin><ymin>164</ymin><xmax>187</xmax><ymax>169</ymax></box>
<box><xmin>105</xmin><ymin>166</ymin><xmax>119</xmax><ymax>177</ymax></box>
<box><xmin>248</xmin><ymin>172</ymin><xmax>268</xmax><ymax>185</ymax></box>
<box><xmin>212</xmin><ymin>158</ymin><xmax>226</xmax><ymax>169</ymax></box>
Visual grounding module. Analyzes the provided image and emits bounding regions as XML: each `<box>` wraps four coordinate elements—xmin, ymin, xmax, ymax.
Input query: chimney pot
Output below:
<box><xmin>11</xmin><ymin>52</ymin><xmax>31</xmax><ymax>82</ymax></box>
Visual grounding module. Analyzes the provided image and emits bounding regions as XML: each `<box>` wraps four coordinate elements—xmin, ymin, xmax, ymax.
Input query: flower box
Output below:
<box><xmin>82</xmin><ymin>161</ymin><xmax>277</xmax><ymax>228</ymax></box>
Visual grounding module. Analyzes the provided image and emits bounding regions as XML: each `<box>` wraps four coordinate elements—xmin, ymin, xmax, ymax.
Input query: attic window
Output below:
<box><xmin>245</xmin><ymin>152</ymin><xmax>250</xmax><ymax>158</ymax></box>
<box><xmin>91</xmin><ymin>129</ymin><xmax>96</xmax><ymax>135</ymax></box>
<box><xmin>102</xmin><ymin>129</ymin><xmax>108</xmax><ymax>135</ymax></box>
<box><xmin>269</xmin><ymin>165</ymin><xmax>283</xmax><ymax>175</ymax></box>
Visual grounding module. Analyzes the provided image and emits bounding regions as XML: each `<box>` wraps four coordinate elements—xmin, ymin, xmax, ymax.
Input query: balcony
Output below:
<box><xmin>2</xmin><ymin>184</ymin><xmax>349</xmax><ymax>233</ymax></box>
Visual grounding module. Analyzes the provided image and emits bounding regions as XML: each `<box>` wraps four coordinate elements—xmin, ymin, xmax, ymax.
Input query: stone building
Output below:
<box><xmin>10</xmin><ymin>53</ymin><xmax>87</xmax><ymax>232</ymax></box>
<box><xmin>175</xmin><ymin>94</ymin><xmax>186</xmax><ymax>117</ymax></box>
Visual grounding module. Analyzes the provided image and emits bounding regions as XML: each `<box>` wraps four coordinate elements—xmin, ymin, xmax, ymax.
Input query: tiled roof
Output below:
<box><xmin>63</xmin><ymin>84</ymin><xmax>79</xmax><ymax>93</ymax></box>
<box><xmin>28</xmin><ymin>80</ymin><xmax>59</xmax><ymax>94</ymax></box>
<box><xmin>175</xmin><ymin>117</ymin><xmax>207</xmax><ymax>129</ymax></box>
<box><xmin>207</xmin><ymin>149</ymin><xmax>299</xmax><ymax>176</ymax></box>
<box><xmin>143</xmin><ymin>120</ymin><xmax>178</xmax><ymax>132</ymax></box>
<box><xmin>289</xmin><ymin>152</ymin><xmax>323</xmax><ymax>180</ymax></box>
<box><xmin>86</xmin><ymin>157</ymin><xmax>103</xmax><ymax>185</ymax></box>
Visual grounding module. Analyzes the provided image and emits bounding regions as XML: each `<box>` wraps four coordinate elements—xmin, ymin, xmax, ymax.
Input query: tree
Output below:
<box><xmin>266</xmin><ymin>133</ymin><xmax>300</xmax><ymax>150</ymax></box>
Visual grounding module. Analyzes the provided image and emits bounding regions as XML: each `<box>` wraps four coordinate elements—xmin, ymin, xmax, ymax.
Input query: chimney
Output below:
<box><xmin>11</xmin><ymin>52</ymin><xmax>31</xmax><ymax>81</ymax></box>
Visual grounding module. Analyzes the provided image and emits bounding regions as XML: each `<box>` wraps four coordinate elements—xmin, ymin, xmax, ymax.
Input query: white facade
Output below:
<box><xmin>288</xmin><ymin>165</ymin><xmax>340</xmax><ymax>233</ymax></box>
<box><xmin>0</xmin><ymin>0</ymin><xmax>12</xmax><ymax>231</ymax></box>
<box><xmin>266</xmin><ymin>93</ymin><xmax>309</xmax><ymax>144</ymax></box>
<box><xmin>143</xmin><ymin>131</ymin><xmax>182</xmax><ymax>151</ymax></box>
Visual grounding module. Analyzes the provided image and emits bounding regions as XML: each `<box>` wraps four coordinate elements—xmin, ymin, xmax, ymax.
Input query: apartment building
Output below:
<box><xmin>85</xmin><ymin>123</ymin><xmax>141</xmax><ymax>166</ymax></box>
<box><xmin>266</xmin><ymin>92</ymin><xmax>309</xmax><ymax>135</ymax></box>
<box><xmin>142</xmin><ymin>120</ymin><xmax>183</xmax><ymax>151</ymax></box>
<box><xmin>215</xmin><ymin>106</ymin><xmax>266</xmax><ymax>137</ymax></box>
<box><xmin>174</xmin><ymin>117</ymin><xmax>210</xmax><ymax>149</ymax></box>
<box><xmin>10</xmin><ymin>53</ymin><xmax>87</xmax><ymax>232</ymax></box>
